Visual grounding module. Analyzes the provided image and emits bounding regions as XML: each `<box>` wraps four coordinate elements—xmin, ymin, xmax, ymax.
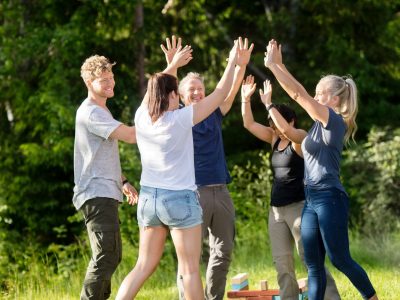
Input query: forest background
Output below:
<box><xmin>0</xmin><ymin>0</ymin><xmax>399</xmax><ymax>299</ymax></box>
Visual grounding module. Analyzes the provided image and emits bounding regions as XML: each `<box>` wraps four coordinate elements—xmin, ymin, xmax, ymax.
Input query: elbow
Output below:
<box><xmin>242</xmin><ymin>119</ymin><xmax>250</xmax><ymax>130</ymax></box>
<box><xmin>128</xmin><ymin>128</ymin><xmax>137</xmax><ymax>144</ymax></box>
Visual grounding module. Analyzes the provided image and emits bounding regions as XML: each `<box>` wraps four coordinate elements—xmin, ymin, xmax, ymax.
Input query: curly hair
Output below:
<box><xmin>80</xmin><ymin>55</ymin><xmax>116</xmax><ymax>82</ymax></box>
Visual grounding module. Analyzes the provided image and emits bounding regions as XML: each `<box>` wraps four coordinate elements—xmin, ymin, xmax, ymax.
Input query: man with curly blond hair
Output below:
<box><xmin>74</xmin><ymin>55</ymin><xmax>138</xmax><ymax>300</ymax></box>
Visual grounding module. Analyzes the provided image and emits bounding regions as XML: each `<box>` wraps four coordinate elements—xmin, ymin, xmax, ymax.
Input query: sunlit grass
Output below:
<box><xmin>2</xmin><ymin>223</ymin><xmax>399</xmax><ymax>300</ymax></box>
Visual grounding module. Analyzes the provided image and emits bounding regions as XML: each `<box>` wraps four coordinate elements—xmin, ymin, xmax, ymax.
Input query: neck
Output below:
<box><xmin>88</xmin><ymin>91</ymin><xmax>107</xmax><ymax>108</ymax></box>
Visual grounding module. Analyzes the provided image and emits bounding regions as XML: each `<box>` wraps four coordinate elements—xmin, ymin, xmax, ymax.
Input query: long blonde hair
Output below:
<box><xmin>318</xmin><ymin>75</ymin><xmax>358</xmax><ymax>143</ymax></box>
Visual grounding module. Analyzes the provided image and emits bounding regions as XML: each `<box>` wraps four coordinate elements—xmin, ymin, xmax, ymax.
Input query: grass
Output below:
<box><xmin>2</xmin><ymin>222</ymin><xmax>399</xmax><ymax>300</ymax></box>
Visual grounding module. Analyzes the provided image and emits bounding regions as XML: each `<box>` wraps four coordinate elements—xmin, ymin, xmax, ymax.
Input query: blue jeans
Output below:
<box><xmin>301</xmin><ymin>186</ymin><xmax>376</xmax><ymax>300</ymax></box>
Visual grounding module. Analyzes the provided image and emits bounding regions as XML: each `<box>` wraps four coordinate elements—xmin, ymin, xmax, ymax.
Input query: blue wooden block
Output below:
<box><xmin>231</xmin><ymin>279</ymin><xmax>249</xmax><ymax>291</ymax></box>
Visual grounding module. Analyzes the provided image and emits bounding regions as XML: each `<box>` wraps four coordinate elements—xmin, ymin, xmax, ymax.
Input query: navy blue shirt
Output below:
<box><xmin>193</xmin><ymin>109</ymin><xmax>231</xmax><ymax>186</ymax></box>
<box><xmin>301</xmin><ymin>108</ymin><xmax>347</xmax><ymax>192</ymax></box>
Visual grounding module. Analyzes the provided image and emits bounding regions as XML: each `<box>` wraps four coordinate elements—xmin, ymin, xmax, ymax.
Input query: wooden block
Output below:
<box><xmin>259</xmin><ymin>279</ymin><xmax>268</xmax><ymax>290</ymax></box>
<box><xmin>227</xmin><ymin>289</ymin><xmax>280</xmax><ymax>298</ymax></box>
<box><xmin>231</xmin><ymin>273</ymin><xmax>248</xmax><ymax>284</ymax></box>
<box><xmin>231</xmin><ymin>279</ymin><xmax>249</xmax><ymax>291</ymax></box>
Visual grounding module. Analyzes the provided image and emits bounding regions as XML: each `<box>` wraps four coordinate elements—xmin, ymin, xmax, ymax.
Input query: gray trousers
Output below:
<box><xmin>80</xmin><ymin>197</ymin><xmax>122</xmax><ymax>300</ymax></box>
<box><xmin>178</xmin><ymin>184</ymin><xmax>235</xmax><ymax>300</ymax></box>
<box><xmin>269</xmin><ymin>201</ymin><xmax>341</xmax><ymax>300</ymax></box>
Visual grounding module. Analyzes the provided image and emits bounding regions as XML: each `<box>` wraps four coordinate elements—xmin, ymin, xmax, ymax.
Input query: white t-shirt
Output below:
<box><xmin>135</xmin><ymin>104</ymin><xmax>196</xmax><ymax>191</ymax></box>
<box><xmin>73</xmin><ymin>99</ymin><xmax>123</xmax><ymax>210</ymax></box>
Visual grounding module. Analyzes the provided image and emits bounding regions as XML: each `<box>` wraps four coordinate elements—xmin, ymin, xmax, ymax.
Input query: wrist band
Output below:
<box><xmin>266</xmin><ymin>104</ymin><xmax>275</xmax><ymax>111</ymax></box>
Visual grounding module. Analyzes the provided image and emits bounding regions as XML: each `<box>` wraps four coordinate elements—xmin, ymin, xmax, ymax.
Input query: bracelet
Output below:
<box><xmin>266</xmin><ymin>103</ymin><xmax>275</xmax><ymax>111</ymax></box>
<box><xmin>122</xmin><ymin>179</ymin><xmax>129</xmax><ymax>186</ymax></box>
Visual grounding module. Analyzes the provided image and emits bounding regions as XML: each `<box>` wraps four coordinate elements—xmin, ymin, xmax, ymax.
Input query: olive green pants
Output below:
<box><xmin>80</xmin><ymin>197</ymin><xmax>122</xmax><ymax>300</ymax></box>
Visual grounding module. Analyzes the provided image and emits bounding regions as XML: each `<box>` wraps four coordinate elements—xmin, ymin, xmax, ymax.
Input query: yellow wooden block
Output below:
<box><xmin>231</xmin><ymin>273</ymin><xmax>248</xmax><ymax>284</ymax></box>
<box><xmin>259</xmin><ymin>279</ymin><xmax>268</xmax><ymax>290</ymax></box>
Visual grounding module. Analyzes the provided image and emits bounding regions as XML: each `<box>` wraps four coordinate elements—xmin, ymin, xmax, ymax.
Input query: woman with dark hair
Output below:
<box><xmin>116</xmin><ymin>36</ymin><xmax>252</xmax><ymax>300</ymax></box>
<box><xmin>241</xmin><ymin>76</ymin><xmax>340</xmax><ymax>300</ymax></box>
<box><xmin>264</xmin><ymin>39</ymin><xmax>378</xmax><ymax>300</ymax></box>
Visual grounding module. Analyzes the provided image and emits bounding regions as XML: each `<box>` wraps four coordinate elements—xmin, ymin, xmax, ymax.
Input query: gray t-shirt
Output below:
<box><xmin>72</xmin><ymin>98</ymin><xmax>123</xmax><ymax>210</ymax></box>
<box><xmin>301</xmin><ymin>108</ymin><xmax>347</xmax><ymax>192</ymax></box>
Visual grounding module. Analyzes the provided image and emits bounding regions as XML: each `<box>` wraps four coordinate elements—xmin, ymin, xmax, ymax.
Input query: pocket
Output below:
<box><xmin>163</xmin><ymin>192</ymin><xmax>193</xmax><ymax>222</ymax></box>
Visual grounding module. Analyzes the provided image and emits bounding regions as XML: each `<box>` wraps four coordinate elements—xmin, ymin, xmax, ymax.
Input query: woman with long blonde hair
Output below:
<box><xmin>264</xmin><ymin>39</ymin><xmax>378</xmax><ymax>300</ymax></box>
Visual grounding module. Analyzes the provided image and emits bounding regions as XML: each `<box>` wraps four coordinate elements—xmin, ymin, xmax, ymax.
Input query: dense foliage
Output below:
<box><xmin>0</xmin><ymin>0</ymin><xmax>399</xmax><ymax>290</ymax></box>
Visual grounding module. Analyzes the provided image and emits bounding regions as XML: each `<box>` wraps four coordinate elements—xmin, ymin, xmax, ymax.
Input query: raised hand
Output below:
<box><xmin>169</xmin><ymin>45</ymin><xmax>193</xmax><ymax>68</ymax></box>
<box><xmin>227</xmin><ymin>39</ymin><xmax>239</xmax><ymax>65</ymax></box>
<box><xmin>236</xmin><ymin>37</ymin><xmax>254</xmax><ymax>67</ymax></box>
<box><xmin>264</xmin><ymin>39</ymin><xmax>282</xmax><ymax>68</ymax></box>
<box><xmin>241</xmin><ymin>75</ymin><xmax>257</xmax><ymax>101</ymax></box>
<box><xmin>160</xmin><ymin>35</ymin><xmax>182</xmax><ymax>65</ymax></box>
<box><xmin>259</xmin><ymin>79</ymin><xmax>273</xmax><ymax>106</ymax></box>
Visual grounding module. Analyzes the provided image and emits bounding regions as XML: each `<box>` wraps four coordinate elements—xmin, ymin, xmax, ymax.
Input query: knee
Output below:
<box><xmin>274</xmin><ymin>255</ymin><xmax>295</xmax><ymax>277</ymax></box>
<box><xmin>329</xmin><ymin>255</ymin><xmax>351</xmax><ymax>273</ymax></box>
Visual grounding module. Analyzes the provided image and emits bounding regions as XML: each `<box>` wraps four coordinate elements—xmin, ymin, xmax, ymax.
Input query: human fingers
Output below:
<box><xmin>177</xmin><ymin>37</ymin><xmax>182</xmax><ymax>49</ymax></box>
<box><xmin>248</xmin><ymin>43</ymin><xmax>254</xmax><ymax>53</ymax></box>
<box><xmin>238</xmin><ymin>36</ymin><xmax>243</xmax><ymax>50</ymax></box>
<box><xmin>166</xmin><ymin>37</ymin><xmax>171</xmax><ymax>49</ymax></box>
<box><xmin>171</xmin><ymin>35</ymin><xmax>176</xmax><ymax>48</ymax></box>
<box><xmin>243</xmin><ymin>37</ymin><xmax>248</xmax><ymax>49</ymax></box>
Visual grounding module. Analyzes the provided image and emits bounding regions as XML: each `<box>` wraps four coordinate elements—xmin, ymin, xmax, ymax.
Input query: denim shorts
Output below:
<box><xmin>137</xmin><ymin>186</ymin><xmax>203</xmax><ymax>229</ymax></box>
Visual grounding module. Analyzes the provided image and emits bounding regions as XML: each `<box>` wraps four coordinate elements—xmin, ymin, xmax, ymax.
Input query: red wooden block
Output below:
<box><xmin>227</xmin><ymin>289</ymin><xmax>280</xmax><ymax>298</ymax></box>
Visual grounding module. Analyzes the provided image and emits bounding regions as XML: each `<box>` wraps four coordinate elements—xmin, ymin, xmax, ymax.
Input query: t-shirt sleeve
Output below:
<box><xmin>323</xmin><ymin>108</ymin><xmax>346</xmax><ymax>145</ymax></box>
<box><xmin>88</xmin><ymin>107</ymin><xmax>122</xmax><ymax>139</ymax></box>
<box><xmin>176</xmin><ymin>105</ymin><xmax>194</xmax><ymax>129</ymax></box>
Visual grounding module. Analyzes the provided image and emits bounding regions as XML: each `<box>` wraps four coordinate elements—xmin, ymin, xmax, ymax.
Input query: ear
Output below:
<box><xmin>289</xmin><ymin>120</ymin><xmax>295</xmax><ymax>126</ymax></box>
<box><xmin>332</xmin><ymin>95</ymin><xmax>340</xmax><ymax>107</ymax></box>
<box><xmin>85</xmin><ymin>79</ymin><xmax>92</xmax><ymax>88</ymax></box>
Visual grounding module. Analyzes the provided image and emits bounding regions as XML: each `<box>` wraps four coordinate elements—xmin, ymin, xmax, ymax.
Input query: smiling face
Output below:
<box><xmin>180</xmin><ymin>78</ymin><xmax>205</xmax><ymax>106</ymax></box>
<box><xmin>90</xmin><ymin>71</ymin><xmax>115</xmax><ymax>99</ymax></box>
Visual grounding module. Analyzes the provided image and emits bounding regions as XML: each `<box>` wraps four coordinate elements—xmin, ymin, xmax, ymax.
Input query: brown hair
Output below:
<box><xmin>147</xmin><ymin>73</ymin><xmax>178</xmax><ymax>122</ymax></box>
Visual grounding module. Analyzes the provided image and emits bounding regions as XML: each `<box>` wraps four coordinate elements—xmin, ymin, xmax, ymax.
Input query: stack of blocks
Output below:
<box><xmin>231</xmin><ymin>273</ymin><xmax>249</xmax><ymax>291</ymax></box>
<box><xmin>227</xmin><ymin>274</ymin><xmax>308</xmax><ymax>300</ymax></box>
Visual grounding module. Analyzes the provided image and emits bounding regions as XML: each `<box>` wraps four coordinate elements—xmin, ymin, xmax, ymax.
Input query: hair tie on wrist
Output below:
<box><xmin>266</xmin><ymin>103</ymin><xmax>275</xmax><ymax>111</ymax></box>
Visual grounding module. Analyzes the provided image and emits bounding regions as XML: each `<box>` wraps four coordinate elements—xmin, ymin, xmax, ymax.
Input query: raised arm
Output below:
<box><xmin>193</xmin><ymin>37</ymin><xmax>254</xmax><ymax>125</ymax></box>
<box><xmin>259</xmin><ymin>80</ymin><xmax>307</xmax><ymax>146</ymax></box>
<box><xmin>142</xmin><ymin>35</ymin><xmax>192</xmax><ymax>105</ymax></box>
<box><xmin>241</xmin><ymin>75</ymin><xmax>274</xmax><ymax>144</ymax></box>
<box><xmin>219</xmin><ymin>38</ymin><xmax>254</xmax><ymax>116</ymax></box>
<box><xmin>264</xmin><ymin>39</ymin><xmax>329</xmax><ymax>126</ymax></box>
<box><xmin>161</xmin><ymin>35</ymin><xmax>193</xmax><ymax>77</ymax></box>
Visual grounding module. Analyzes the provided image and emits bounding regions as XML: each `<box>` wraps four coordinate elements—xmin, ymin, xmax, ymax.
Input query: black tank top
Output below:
<box><xmin>270</xmin><ymin>138</ymin><xmax>305</xmax><ymax>207</ymax></box>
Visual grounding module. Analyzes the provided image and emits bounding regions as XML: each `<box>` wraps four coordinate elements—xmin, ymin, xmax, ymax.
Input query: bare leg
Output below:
<box><xmin>171</xmin><ymin>224</ymin><xmax>203</xmax><ymax>300</ymax></box>
<box><xmin>115</xmin><ymin>226</ymin><xmax>168</xmax><ymax>300</ymax></box>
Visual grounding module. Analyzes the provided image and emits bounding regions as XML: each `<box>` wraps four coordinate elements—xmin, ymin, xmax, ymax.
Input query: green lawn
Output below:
<box><xmin>3</xmin><ymin>224</ymin><xmax>399</xmax><ymax>300</ymax></box>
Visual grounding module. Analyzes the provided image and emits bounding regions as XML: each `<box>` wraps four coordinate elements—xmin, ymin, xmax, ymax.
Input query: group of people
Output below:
<box><xmin>73</xmin><ymin>35</ymin><xmax>378</xmax><ymax>300</ymax></box>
